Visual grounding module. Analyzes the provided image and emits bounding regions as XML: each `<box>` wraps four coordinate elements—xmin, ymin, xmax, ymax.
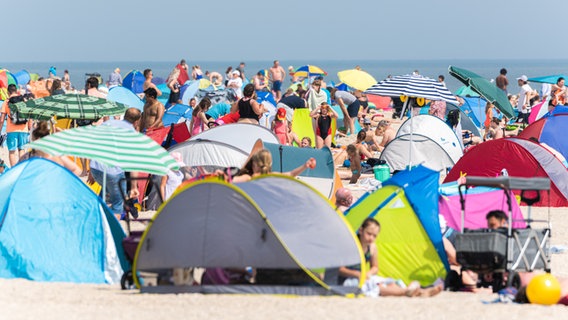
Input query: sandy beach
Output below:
<box><xmin>1</xmin><ymin>112</ymin><xmax>567</xmax><ymax>319</ymax></box>
<box><xmin>0</xmin><ymin>206</ymin><xmax>566</xmax><ymax>319</ymax></box>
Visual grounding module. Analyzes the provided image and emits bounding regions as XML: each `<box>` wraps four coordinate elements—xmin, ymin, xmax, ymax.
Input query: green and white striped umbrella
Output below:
<box><xmin>11</xmin><ymin>93</ymin><xmax>127</xmax><ymax>120</ymax></box>
<box><xmin>28</xmin><ymin>125</ymin><xmax>179</xmax><ymax>175</ymax></box>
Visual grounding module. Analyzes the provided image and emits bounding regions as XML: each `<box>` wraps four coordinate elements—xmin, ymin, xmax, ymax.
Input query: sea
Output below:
<box><xmin>3</xmin><ymin>59</ymin><xmax>568</xmax><ymax>94</ymax></box>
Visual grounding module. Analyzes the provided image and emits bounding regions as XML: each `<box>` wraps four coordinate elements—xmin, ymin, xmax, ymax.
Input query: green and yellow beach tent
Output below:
<box><xmin>133</xmin><ymin>175</ymin><xmax>365</xmax><ymax>296</ymax></box>
<box><xmin>344</xmin><ymin>165</ymin><xmax>449</xmax><ymax>287</ymax></box>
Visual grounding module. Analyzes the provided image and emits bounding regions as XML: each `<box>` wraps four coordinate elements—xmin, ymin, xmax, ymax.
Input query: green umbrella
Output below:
<box><xmin>11</xmin><ymin>93</ymin><xmax>127</xmax><ymax>120</ymax></box>
<box><xmin>28</xmin><ymin>125</ymin><xmax>179</xmax><ymax>175</ymax></box>
<box><xmin>448</xmin><ymin>66</ymin><xmax>515</xmax><ymax>119</ymax></box>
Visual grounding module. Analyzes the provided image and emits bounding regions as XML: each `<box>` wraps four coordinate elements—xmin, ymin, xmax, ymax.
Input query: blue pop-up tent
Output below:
<box><xmin>0</xmin><ymin>158</ymin><xmax>127</xmax><ymax>284</ymax></box>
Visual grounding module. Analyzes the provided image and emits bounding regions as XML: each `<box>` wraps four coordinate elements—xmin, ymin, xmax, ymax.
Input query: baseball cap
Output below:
<box><xmin>232</xmin><ymin>70</ymin><xmax>240</xmax><ymax>76</ymax></box>
<box><xmin>517</xmin><ymin>75</ymin><xmax>528</xmax><ymax>82</ymax></box>
<box><xmin>276</xmin><ymin>107</ymin><xmax>286</xmax><ymax>120</ymax></box>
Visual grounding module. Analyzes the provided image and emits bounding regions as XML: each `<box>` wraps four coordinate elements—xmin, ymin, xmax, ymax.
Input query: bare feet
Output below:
<box><xmin>419</xmin><ymin>284</ymin><xmax>443</xmax><ymax>297</ymax></box>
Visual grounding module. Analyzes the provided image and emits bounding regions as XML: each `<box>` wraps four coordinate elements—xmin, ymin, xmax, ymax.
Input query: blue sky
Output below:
<box><xmin>5</xmin><ymin>0</ymin><xmax>568</xmax><ymax>62</ymax></box>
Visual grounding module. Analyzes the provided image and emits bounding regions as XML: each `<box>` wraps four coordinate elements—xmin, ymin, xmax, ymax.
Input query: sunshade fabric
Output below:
<box><xmin>527</xmin><ymin>74</ymin><xmax>568</xmax><ymax>84</ymax></box>
<box><xmin>448</xmin><ymin>66</ymin><xmax>515</xmax><ymax>119</ymax></box>
<box><xmin>134</xmin><ymin>176</ymin><xmax>361</xmax><ymax>270</ymax></box>
<box><xmin>12</xmin><ymin>94</ymin><xmax>127</xmax><ymax>120</ymax></box>
<box><xmin>169</xmin><ymin>139</ymin><xmax>250</xmax><ymax>169</ymax></box>
<box><xmin>337</xmin><ymin>69</ymin><xmax>377</xmax><ymax>91</ymax></box>
<box><xmin>28</xmin><ymin>125</ymin><xmax>178</xmax><ymax>175</ymax></box>
<box><xmin>379</xmin><ymin>134</ymin><xmax>455</xmax><ymax>172</ymax></box>
<box><xmin>190</xmin><ymin>123</ymin><xmax>279</xmax><ymax>153</ymax></box>
<box><xmin>364</xmin><ymin>74</ymin><xmax>459</xmax><ymax>104</ymax></box>
<box><xmin>294</xmin><ymin>65</ymin><xmax>327</xmax><ymax>78</ymax></box>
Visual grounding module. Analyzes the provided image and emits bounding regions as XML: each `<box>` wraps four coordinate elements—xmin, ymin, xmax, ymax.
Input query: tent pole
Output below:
<box><xmin>102</xmin><ymin>167</ymin><xmax>107</xmax><ymax>209</ymax></box>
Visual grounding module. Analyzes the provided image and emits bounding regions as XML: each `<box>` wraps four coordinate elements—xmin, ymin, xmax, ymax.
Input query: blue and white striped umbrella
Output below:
<box><xmin>365</xmin><ymin>74</ymin><xmax>459</xmax><ymax>104</ymax></box>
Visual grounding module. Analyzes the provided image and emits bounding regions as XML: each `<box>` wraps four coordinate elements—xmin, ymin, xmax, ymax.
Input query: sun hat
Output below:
<box><xmin>276</xmin><ymin>107</ymin><xmax>286</xmax><ymax>120</ymax></box>
<box><xmin>516</xmin><ymin>75</ymin><xmax>528</xmax><ymax>82</ymax></box>
<box><xmin>170</xmin><ymin>151</ymin><xmax>186</xmax><ymax>167</ymax></box>
<box><xmin>232</xmin><ymin>70</ymin><xmax>240</xmax><ymax>76</ymax></box>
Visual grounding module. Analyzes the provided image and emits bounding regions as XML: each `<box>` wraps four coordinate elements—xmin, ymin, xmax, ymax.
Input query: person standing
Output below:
<box><xmin>496</xmin><ymin>68</ymin><xmax>509</xmax><ymax>94</ymax></box>
<box><xmin>142</xmin><ymin>69</ymin><xmax>162</xmax><ymax>97</ymax></box>
<box><xmin>269</xmin><ymin>60</ymin><xmax>286</xmax><ymax>102</ymax></box>
<box><xmin>141</xmin><ymin>88</ymin><xmax>165</xmax><ymax>131</ymax></box>
<box><xmin>237</xmin><ymin>62</ymin><xmax>246</xmax><ymax>81</ymax></box>
<box><xmin>176</xmin><ymin>59</ymin><xmax>190</xmax><ymax>85</ymax></box>
<box><xmin>0</xmin><ymin>84</ymin><xmax>32</xmax><ymax>167</ymax></box>
<box><xmin>516</xmin><ymin>75</ymin><xmax>535</xmax><ymax>124</ymax></box>
<box><xmin>107</xmin><ymin>68</ymin><xmax>122</xmax><ymax>88</ymax></box>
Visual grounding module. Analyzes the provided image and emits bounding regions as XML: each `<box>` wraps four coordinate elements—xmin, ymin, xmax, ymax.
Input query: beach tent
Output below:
<box><xmin>13</xmin><ymin>70</ymin><xmax>31</xmax><ymax>86</ymax></box>
<box><xmin>133</xmin><ymin>175</ymin><xmax>363</xmax><ymax>295</ymax></box>
<box><xmin>189</xmin><ymin>123</ymin><xmax>279</xmax><ymax>152</ymax></box>
<box><xmin>445</xmin><ymin>138</ymin><xmax>568</xmax><ymax>207</ymax></box>
<box><xmin>438</xmin><ymin>182</ymin><xmax>526</xmax><ymax>231</ymax></box>
<box><xmin>445</xmin><ymin>104</ymin><xmax>482</xmax><ymax>137</ymax></box>
<box><xmin>180</xmin><ymin>81</ymin><xmax>200</xmax><ymax>105</ymax></box>
<box><xmin>344</xmin><ymin>165</ymin><xmax>448</xmax><ymax>286</ymax></box>
<box><xmin>379</xmin><ymin>134</ymin><xmax>456</xmax><ymax>173</ymax></box>
<box><xmin>258</xmin><ymin>100</ymin><xmax>276</xmax><ymax>129</ymax></box>
<box><xmin>169</xmin><ymin>139</ymin><xmax>250</xmax><ymax>171</ymax></box>
<box><xmin>0</xmin><ymin>158</ymin><xmax>127</xmax><ymax>284</ymax></box>
<box><xmin>460</xmin><ymin>97</ymin><xmax>487</xmax><ymax>128</ymax></box>
<box><xmin>292</xmin><ymin>108</ymin><xmax>316</xmax><ymax>147</ymax></box>
<box><xmin>107</xmin><ymin>86</ymin><xmax>144</xmax><ymax>110</ymax></box>
<box><xmin>163</xmin><ymin>104</ymin><xmax>192</xmax><ymax>126</ymax></box>
<box><xmin>518</xmin><ymin>113</ymin><xmax>568</xmax><ymax>161</ymax></box>
<box><xmin>396</xmin><ymin>114</ymin><xmax>464</xmax><ymax>163</ymax></box>
<box><xmin>122</xmin><ymin>70</ymin><xmax>145</xmax><ymax>94</ymax></box>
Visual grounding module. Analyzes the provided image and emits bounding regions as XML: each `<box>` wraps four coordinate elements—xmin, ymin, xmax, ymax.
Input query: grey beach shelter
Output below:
<box><xmin>133</xmin><ymin>175</ymin><xmax>364</xmax><ymax>296</ymax></box>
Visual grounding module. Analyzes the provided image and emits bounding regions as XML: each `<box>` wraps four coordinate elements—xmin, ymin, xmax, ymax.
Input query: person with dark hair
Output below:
<box><xmin>189</xmin><ymin>97</ymin><xmax>213</xmax><ymax>136</ymax></box>
<box><xmin>486</xmin><ymin>210</ymin><xmax>508</xmax><ymax>229</ymax></box>
<box><xmin>0</xmin><ymin>84</ymin><xmax>31</xmax><ymax>166</ymax></box>
<box><xmin>329</xmin><ymin>87</ymin><xmax>359</xmax><ymax>136</ymax></box>
<box><xmin>49</xmin><ymin>79</ymin><xmax>65</xmax><ymax>96</ymax></box>
<box><xmin>496</xmin><ymin>68</ymin><xmax>508</xmax><ymax>94</ymax></box>
<box><xmin>142</xmin><ymin>69</ymin><xmax>162</xmax><ymax>97</ymax></box>
<box><xmin>550</xmin><ymin>77</ymin><xmax>566</xmax><ymax>106</ymax></box>
<box><xmin>237</xmin><ymin>84</ymin><xmax>267</xmax><ymax>125</ymax></box>
<box><xmin>85</xmin><ymin>76</ymin><xmax>106</xmax><ymax>98</ymax></box>
<box><xmin>141</xmin><ymin>87</ymin><xmax>164</xmax><ymax>131</ymax></box>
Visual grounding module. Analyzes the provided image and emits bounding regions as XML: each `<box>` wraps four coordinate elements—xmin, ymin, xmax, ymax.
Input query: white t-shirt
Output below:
<box><xmin>517</xmin><ymin>84</ymin><xmax>533</xmax><ymax>114</ymax></box>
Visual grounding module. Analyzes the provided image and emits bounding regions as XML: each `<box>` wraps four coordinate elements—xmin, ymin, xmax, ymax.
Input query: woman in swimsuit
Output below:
<box><xmin>310</xmin><ymin>102</ymin><xmax>337</xmax><ymax>149</ymax></box>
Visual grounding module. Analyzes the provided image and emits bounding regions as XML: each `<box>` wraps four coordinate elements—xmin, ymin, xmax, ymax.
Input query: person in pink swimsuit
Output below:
<box><xmin>271</xmin><ymin>107</ymin><xmax>289</xmax><ymax>145</ymax></box>
<box><xmin>189</xmin><ymin>97</ymin><xmax>212</xmax><ymax>137</ymax></box>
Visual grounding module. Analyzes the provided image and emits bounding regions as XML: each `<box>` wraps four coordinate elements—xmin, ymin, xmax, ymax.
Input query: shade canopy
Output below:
<box><xmin>28</xmin><ymin>125</ymin><xmax>178</xmax><ymax>175</ymax></box>
<box><xmin>337</xmin><ymin>69</ymin><xmax>377</xmax><ymax>91</ymax></box>
<box><xmin>365</xmin><ymin>74</ymin><xmax>459</xmax><ymax>104</ymax></box>
<box><xmin>448</xmin><ymin>66</ymin><xmax>515</xmax><ymax>119</ymax></box>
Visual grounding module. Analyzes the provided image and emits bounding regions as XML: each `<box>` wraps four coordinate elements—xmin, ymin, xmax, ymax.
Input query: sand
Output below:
<box><xmin>1</xmin><ymin>115</ymin><xmax>568</xmax><ymax>318</ymax></box>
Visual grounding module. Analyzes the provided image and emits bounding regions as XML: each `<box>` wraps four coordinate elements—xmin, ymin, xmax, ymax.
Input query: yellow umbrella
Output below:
<box><xmin>293</xmin><ymin>65</ymin><xmax>327</xmax><ymax>78</ymax></box>
<box><xmin>337</xmin><ymin>69</ymin><xmax>377</xmax><ymax>91</ymax></box>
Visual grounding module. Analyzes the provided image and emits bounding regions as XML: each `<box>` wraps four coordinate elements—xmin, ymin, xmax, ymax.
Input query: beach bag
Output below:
<box><xmin>8</xmin><ymin>96</ymin><xmax>29</xmax><ymax>125</ymax></box>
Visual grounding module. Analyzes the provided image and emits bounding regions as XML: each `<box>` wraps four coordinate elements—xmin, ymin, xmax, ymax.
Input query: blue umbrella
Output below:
<box><xmin>527</xmin><ymin>74</ymin><xmax>568</xmax><ymax>84</ymax></box>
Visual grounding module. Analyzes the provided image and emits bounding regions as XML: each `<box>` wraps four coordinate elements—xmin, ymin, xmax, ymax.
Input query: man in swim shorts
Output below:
<box><xmin>269</xmin><ymin>60</ymin><xmax>286</xmax><ymax>102</ymax></box>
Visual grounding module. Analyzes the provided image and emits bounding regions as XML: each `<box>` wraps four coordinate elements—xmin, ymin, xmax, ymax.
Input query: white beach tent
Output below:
<box><xmin>133</xmin><ymin>176</ymin><xmax>364</xmax><ymax>296</ymax></box>
<box><xmin>189</xmin><ymin>123</ymin><xmax>279</xmax><ymax>152</ymax></box>
<box><xmin>396</xmin><ymin>114</ymin><xmax>464</xmax><ymax>164</ymax></box>
<box><xmin>379</xmin><ymin>134</ymin><xmax>456</xmax><ymax>173</ymax></box>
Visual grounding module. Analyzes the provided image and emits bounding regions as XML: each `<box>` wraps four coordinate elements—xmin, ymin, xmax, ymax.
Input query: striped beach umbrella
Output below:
<box><xmin>365</xmin><ymin>74</ymin><xmax>459</xmax><ymax>104</ymax></box>
<box><xmin>28</xmin><ymin>125</ymin><xmax>179</xmax><ymax>175</ymax></box>
<box><xmin>12</xmin><ymin>93</ymin><xmax>127</xmax><ymax>120</ymax></box>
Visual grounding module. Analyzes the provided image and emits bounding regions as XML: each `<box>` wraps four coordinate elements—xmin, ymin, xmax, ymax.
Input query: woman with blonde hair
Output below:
<box><xmin>167</xmin><ymin>67</ymin><xmax>181</xmax><ymax>106</ymax></box>
<box><xmin>232</xmin><ymin>149</ymin><xmax>316</xmax><ymax>183</ymax></box>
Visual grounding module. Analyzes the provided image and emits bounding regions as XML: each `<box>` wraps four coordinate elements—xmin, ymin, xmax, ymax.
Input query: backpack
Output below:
<box><xmin>8</xmin><ymin>95</ymin><xmax>29</xmax><ymax>125</ymax></box>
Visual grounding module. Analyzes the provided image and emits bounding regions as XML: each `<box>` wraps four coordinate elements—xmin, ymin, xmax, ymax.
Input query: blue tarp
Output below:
<box><xmin>0</xmin><ymin>159</ymin><xmax>127</xmax><ymax>283</ymax></box>
<box><xmin>163</xmin><ymin>104</ymin><xmax>192</xmax><ymax>126</ymax></box>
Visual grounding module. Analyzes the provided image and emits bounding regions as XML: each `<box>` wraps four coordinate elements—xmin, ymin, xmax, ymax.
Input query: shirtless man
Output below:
<box><xmin>142</xmin><ymin>69</ymin><xmax>162</xmax><ymax>97</ymax></box>
<box><xmin>141</xmin><ymin>88</ymin><xmax>164</xmax><ymax>131</ymax></box>
<box><xmin>362</xmin><ymin>118</ymin><xmax>381</xmax><ymax>151</ymax></box>
<box><xmin>269</xmin><ymin>60</ymin><xmax>286</xmax><ymax>102</ymax></box>
<box><xmin>375</xmin><ymin>120</ymin><xmax>395</xmax><ymax>152</ymax></box>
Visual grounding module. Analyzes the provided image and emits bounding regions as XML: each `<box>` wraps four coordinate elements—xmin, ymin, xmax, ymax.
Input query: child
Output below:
<box><xmin>310</xmin><ymin>102</ymin><xmax>337</xmax><ymax>149</ymax></box>
<box><xmin>339</xmin><ymin>218</ymin><xmax>442</xmax><ymax>298</ymax></box>
<box><xmin>346</xmin><ymin>144</ymin><xmax>362</xmax><ymax>184</ymax></box>
<box><xmin>300</xmin><ymin>136</ymin><xmax>312</xmax><ymax>148</ymax></box>
<box><xmin>189</xmin><ymin>97</ymin><xmax>213</xmax><ymax>136</ymax></box>
<box><xmin>272</xmin><ymin>107</ymin><xmax>289</xmax><ymax>145</ymax></box>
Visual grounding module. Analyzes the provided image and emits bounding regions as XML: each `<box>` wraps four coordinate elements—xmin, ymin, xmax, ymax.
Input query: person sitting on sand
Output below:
<box><xmin>335</xmin><ymin>187</ymin><xmax>354</xmax><ymax>213</ymax></box>
<box><xmin>339</xmin><ymin>218</ymin><xmax>443</xmax><ymax>298</ymax></box>
<box><xmin>231</xmin><ymin>149</ymin><xmax>316</xmax><ymax>183</ymax></box>
<box><xmin>375</xmin><ymin>120</ymin><xmax>395</xmax><ymax>152</ymax></box>
<box><xmin>299</xmin><ymin>136</ymin><xmax>312</xmax><ymax>148</ymax></box>
<box><xmin>362</xmin><ymin>118</ymin><xmax>381</xmax><ymax>151</ymax></box>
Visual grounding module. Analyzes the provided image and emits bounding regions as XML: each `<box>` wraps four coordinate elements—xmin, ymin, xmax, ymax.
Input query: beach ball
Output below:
<box><xmin>526</xmin><ymin>273</ymin><xmax>561</xmax><ymax>305</ymax></box>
